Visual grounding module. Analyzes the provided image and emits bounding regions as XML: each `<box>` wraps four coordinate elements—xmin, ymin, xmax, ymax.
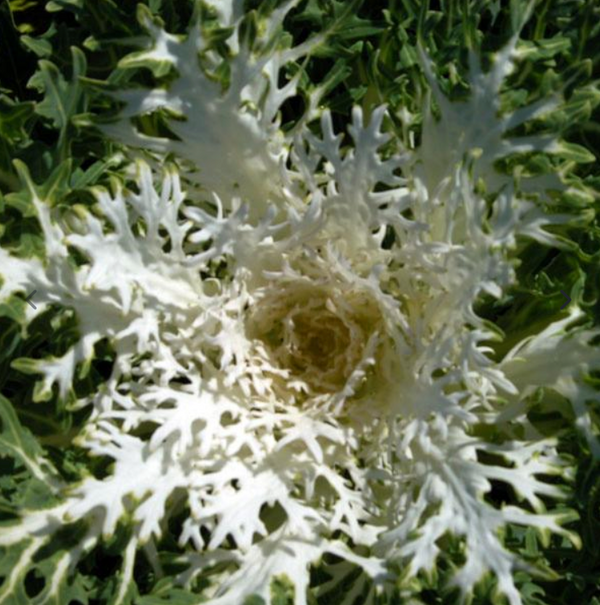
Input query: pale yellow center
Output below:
<box><xmin>247</xmin><ymin>282</ymin><xmax>382</xmax><ymax>395</ymax></box>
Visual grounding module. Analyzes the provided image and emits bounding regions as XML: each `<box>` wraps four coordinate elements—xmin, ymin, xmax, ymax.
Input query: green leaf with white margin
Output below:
<box><xmin>0</xmin><ymin>95</ymin><xmax>34</xmax><ymax>145</ymax></box>
<box><xmin>0</xmin><ymin>95</ymin><xmax>35</xmax><ymax>192</ymax></box>
<box><xmin>500</xmin><ymin>308</ymin><xmax>600</xmax><ymax>458</ymax></box>
<box><xmin>27</xmin><ymin>46</ymin><xmax>87</xmax><ymax>160</ymax></box>
<box><xmin>0</xmin><ymin>515</ymin><xmax>94</xmax><ymax>605</ymax></box>
<box><xmin>0</xmin><ymin>394</ymin><xmax>62</xmax><ymax>491</ymax></box>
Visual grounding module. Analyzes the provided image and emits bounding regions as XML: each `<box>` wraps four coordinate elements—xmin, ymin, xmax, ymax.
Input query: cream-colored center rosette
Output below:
<box><xmin>246</xmin><ymin>273</ymin><xmax>386</xmax><ymax>397</ymax></box>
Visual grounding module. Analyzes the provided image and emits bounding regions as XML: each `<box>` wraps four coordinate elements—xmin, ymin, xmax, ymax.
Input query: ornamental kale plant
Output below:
<box><xmin>1</xmin><ymin>1</ymin><xmax>599</xmax><ymax>604</ymax></box>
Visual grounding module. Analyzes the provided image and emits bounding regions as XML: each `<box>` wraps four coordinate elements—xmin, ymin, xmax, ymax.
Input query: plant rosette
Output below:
<box><xmin>0</xmin><ymin>2</ymin><xmax>599</xmax><ymax>605</ymax></box>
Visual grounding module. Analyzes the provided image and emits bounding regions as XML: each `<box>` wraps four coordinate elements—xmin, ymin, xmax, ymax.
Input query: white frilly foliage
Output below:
<box><xmin>1</xmin><ymin>3</ymin><xmax>599</xmax><ymax>605</ymax></box>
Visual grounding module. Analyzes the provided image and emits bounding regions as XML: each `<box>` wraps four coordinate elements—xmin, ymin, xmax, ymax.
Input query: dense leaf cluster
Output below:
<box><xmin>0</xmin><ymin>1</ymin><xmax>599</xmax><ymax>604</ymax></box>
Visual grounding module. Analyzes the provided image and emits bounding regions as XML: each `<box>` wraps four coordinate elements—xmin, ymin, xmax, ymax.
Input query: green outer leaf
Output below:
<box><xmin>553</xmin><ymin>141</ymin><xmax>596</xmax><ymax>164</ymax></box>
<box><xmin>26</xmin><ymin>46</ymin><xmax>87</xmax><ymax>160</ymax></box>
<box><xmin>0</xmin><ymin>394</ymin><xmax>60</xmax><ymax>487</ymax></box>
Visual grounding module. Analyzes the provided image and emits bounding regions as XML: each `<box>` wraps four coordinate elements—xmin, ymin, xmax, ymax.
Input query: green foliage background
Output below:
<box><xmin>0</xmin><ymin>0</ymin><xmax>599</xmax><ymax>603</ymax></box>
